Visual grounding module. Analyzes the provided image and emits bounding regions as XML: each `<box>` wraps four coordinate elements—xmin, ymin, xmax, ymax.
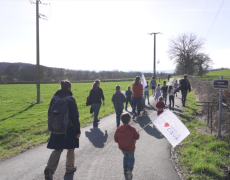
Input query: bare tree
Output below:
<box><xmin>168</xmin><ymin>33</ymin><xmax>204</xmax><ymax>75</ymax></box>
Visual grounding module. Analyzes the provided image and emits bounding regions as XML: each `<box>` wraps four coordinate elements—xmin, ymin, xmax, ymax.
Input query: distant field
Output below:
<box><xmin>196</xmin><ymin>70</ymin><xmax>230</xmax><ymax>81</ymax></box>
<box><xmin>0</xmin><ymin>78</ymin><xmax>166</xmax><ymax>160</ymax></box>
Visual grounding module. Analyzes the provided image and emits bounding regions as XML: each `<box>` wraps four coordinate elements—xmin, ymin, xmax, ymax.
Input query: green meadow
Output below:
<box><xmin>196</xmin><ymin>69</ymin><xmax>230</xmax><ymax>81</ymax></box>
<box><xmin>0</xmin><ymin>78</ymin><xmax>166</xmax><ymax>161</ymax></box>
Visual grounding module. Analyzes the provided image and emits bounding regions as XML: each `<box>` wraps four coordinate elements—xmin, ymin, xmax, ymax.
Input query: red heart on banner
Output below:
<box><xmin>164</xmin><ymin>123</ymin><xmax>169</xmax><ymax>127</ymax></box>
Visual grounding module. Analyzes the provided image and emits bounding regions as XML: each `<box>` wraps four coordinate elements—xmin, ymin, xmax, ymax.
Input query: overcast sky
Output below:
<box><xmin>0</xmin><ymin>0</ymin><xmax>229</xmax><ymax>72</ymax></box>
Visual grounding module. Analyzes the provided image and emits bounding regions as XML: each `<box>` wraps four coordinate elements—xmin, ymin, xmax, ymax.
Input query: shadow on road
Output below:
<box><xmin>64</xmin><ymin>172</ymin><xmax>74</xmax><ymax>180</ymax></box>
<box><xmin>85</xmin><ymin>127</ymin><xmax>108</xmax><ymax>148</ymax></box>
<box><xmin>136</xmin><ymin>116</ymin><xmax>164</xmax><ymax>139</ymax></box>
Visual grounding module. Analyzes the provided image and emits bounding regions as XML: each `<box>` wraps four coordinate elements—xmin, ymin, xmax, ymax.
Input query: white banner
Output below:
<box><xmin>141</xmin><ymin>73</ymin><xmax>147</xmax><ymax>90</ymax></box>
<box><xmin>152</xmin><ymin>109</ymin><xmax>190</xmax><ymax>147</ymax></box>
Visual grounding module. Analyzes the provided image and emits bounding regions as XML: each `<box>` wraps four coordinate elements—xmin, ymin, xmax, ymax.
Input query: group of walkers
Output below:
<box><xmin>44</xmin><ymin>74</ymin><xmax>191</xmax><ymax>180</ymax></box>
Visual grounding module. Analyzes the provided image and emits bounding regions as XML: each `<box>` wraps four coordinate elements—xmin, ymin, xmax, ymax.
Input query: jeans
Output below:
<box><xmin>91</xmin><ymin>103</ymin><xmax>101</xmax><ymax>124</ymax></box>
<box><xmin>132</xmin><ymin>97</ymin><xmax>142</xmax><ymax>115</ymax></box>
<box><xmin>122</xmin><ymin>150</ymin><xmax>135</xmax><ymax>171</ymax></box>
<box><xmin>163</xmin><ymin>92</ymin><xmax>167</xmax><ymax>104</ymax></box>
<box><xmin>116</xmin><ymin>110</ymin><xmax>123</xmax><ymax>127</ymax></box>
<box><xmin>125</xmin><ymin>99</ymin><xmax>132</xmax><ymax>109</ymax></box>
<box><xmin>144</xmin><ymin>91</ymin><xmax>149</xmax><ymax>104</ymax></box>
<box><xmin>169</xmin><ymin>95</ymin><xmax>174</xmax><ymax>110</ymax></box>
<box><xmin>181</xmin><ymin>90</ymin><xmax>187</xmax><ymax>106</ymax></box>
<box><xmin>45</xmin><ymin>149</ymin><xmax>75</xmax><ymax>174</ymax></box>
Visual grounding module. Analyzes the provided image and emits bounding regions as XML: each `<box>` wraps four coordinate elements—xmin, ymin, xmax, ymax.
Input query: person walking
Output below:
<box><xmin>125</xmin><ymin>86</ymin><xmax>133</xmax><ymax>111</ymax></box>
<box><xmin>155</xmin><ymin>96</ymin><xmax>165</xmax><ymax>116</ymax></box>
<box><xmin>150</xmin><ymin>77</ymin><xmax>156</xmax><ymax>96</ymax></box>
<box><xmin>144</xmin><ymin>81</ymin><xmax>150</xmax><ymax>105</ymax></box>
<box><xmin>132</xmin><ymin>76</ymin><xmax>143</xmax><ymax>119</ymax></box>
<box><xmin>155</xmin><ymin>84</ymin><xmax>161</xmax><ymax>101</ymax></box>
<box><xmin>44</xmin><ymin>80</ymin><xmax>81</xmax><ymax>180</ymax></box>
<box><xmin>168</xmin><ymin>85</ymin><xmax>175</xmax><ymax>110</ymax></box>
<box><xmin>176</xmin><ymin>75</ymin><xmax>191</xmax><ymax>107</ymax></box>
<box><xmin>161</xmin><ymin>81</ymin><xmax>168</xmax><ymax>105</ymax></box>
<box><xmin>89</xmin><ymin>79</ymin><xmax>105</xmax><ymax>126</ymax></box>
<box><xmin>112</xmin><ymin>85</ymin><xmax>126</xmax><ymax>127</ymax></box>
<box><xmin>174</xmin><ymin>80</ymin><xmax>179</xmax><ymax>97</ymax></box>
<box><xmin>114</xmin><ymin>112</ymin><xmax>140</xmax><ymax>180</ymax></box>
<box><xmin>168</xmin><ymin>74</ymin><xmax>171</xmax><ymax>82</ymax></box>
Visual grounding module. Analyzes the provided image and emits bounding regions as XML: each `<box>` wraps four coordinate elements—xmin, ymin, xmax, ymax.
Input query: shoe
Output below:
<box><xmin>66</xmin><ymin>167</ymin><xmax>76</xmax><ymax>174</ymax></box>
<box><xmin>44</xmin><ymin>169</ymin><xmax>53</xmax><ymax>180</ymax></box>
<box><xmin>125</xmin><ymin>108</ymin><xmax>127</xmax><ymax>111</ymax></box>
<box><xmin>148</xmin><ymin>102</ymin><xmax>150</xmax><ymax>105</ymax></box>
<box><xmin>132</xmin><ymin>113</ymin><xmax>135</xmax><ymax>119</ymax></box>
<box><xmin>126</xmin><ymin>170</ymin><xmax>132</xmax><ymax>180</ymax></box>
<box><xmin>137</xmin><ymin>115</ymin><xmax>140</xmax><ymax>118</ymax></box>
<box><xmin>97</xmin><ymin>119</ymin><xmax>100</xmax><ymax>122</ymax></box>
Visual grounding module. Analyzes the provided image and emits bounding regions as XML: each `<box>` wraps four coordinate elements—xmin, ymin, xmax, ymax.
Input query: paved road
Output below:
<box><xmin>0</xmin><ymin>78</ymin><xmax>182</xmax><ymax>180</ymax></box>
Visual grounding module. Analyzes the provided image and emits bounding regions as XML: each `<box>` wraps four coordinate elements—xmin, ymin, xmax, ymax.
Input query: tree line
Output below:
<box><xmin>0</xmin><ymin>63</ymin><xmax>170</xmax><ymax>83</ymax></box>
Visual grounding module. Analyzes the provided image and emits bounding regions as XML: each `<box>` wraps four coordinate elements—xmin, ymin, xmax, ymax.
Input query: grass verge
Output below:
<box><xmin>174</xmin><ymin>91</ymin><xmax>230</xmax><ymax>180</ymax></box>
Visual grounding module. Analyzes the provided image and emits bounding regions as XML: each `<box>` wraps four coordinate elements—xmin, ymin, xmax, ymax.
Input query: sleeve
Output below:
<box><xmin>69</xmin><ymin>98</ymin><xmax>81</xmax><ymax>134</ymax></box>
<box><xmin>101</xmin><ymin>89</ymin><xmax>105</xmax><ymax>100</ymax></box>
<box><xmin>125</xmin><ymin>90</ymin><xmax>127</xmax><ymax>96</ymax></box>
<box><xmin>133</xmin><ymin>128</ymin><xmax>140</xmax><ymax>140</ymax></box>
<box><xmin>112</xmin><ymin>94</ymin><xmax>115</xmax><ymax>103</ymax></box>
<box><xmin>156</xmin><ymin>102</ymin><xmax>159</xmax><ymax>108</ymax></box>
<box><xmin>114</xmin><ymin>130</ymin><xmax>118</xmax><ymax>143</ymax></box>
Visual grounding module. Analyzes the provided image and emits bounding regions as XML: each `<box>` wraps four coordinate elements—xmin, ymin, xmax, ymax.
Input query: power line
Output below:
<box><xmin>205</xmin><ymin>0</ymin><xmax>226</xmax><ymax>39</ymax></box>
<box><xmin>198</xmin><ymin>0</ymin><xmax>209</xmax><ymax>33</ymax></box>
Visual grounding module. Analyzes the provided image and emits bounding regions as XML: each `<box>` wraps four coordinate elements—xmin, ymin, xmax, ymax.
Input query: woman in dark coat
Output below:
<box><xmin>44</xmin><ymin>80</ymin><xmax>81</xmax><ymax>180</ymax></box>
<box><xmin>89</xmin><ymin>79</ymin><xmax>105</xmax><ymax>126</ymax></box>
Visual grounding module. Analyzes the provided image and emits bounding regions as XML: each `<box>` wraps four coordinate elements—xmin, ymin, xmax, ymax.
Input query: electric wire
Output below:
<box><xmin>198</xmin><ymin>0</ymin><xmax>209</xmax><ymax>33</ymax></box>
<box><xmin>205</xmin><ymin>0</ymin><xmax>226</xmax><ymax>39</ymax></box>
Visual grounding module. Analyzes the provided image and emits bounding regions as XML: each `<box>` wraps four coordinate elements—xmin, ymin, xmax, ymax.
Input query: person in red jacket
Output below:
<box><xmin>114</xmin><ymin>112</ymin><xmax>140</xmax><ymax>180</ymax></box>
<box><xmin>155</xmin><ymin>96</ymin><xmax>165</xmax><ymax>116</ymax></box>
<box><xmin>132</xmin><ymin>76</ymin><xmax>143</xmax><ymax>119</ymax></box>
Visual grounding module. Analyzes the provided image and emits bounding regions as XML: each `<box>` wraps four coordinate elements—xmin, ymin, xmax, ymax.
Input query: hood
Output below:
<box><xmin>116</xmin><ymin>125</ymin><xmax>131</xmax><ymax>133</ymax></box>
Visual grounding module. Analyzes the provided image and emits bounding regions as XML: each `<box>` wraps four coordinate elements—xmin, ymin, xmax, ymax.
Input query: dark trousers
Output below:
<box><xmin>169</xmin><ymin>95</ymin><xmax>174</xmax><ymax>110</ymax></box>
<box><xmin>181</xmin><ymin>90</ymin><xmax>187</xmax><ymax>106</ymax></box>
<box><xmin>125</xmin><ymin>99</ymin><xmax>132</xmax><ymax>109</ymax></box>
<box><xmin>116</xmin><ymin>110</ymin><xmax>123</xmax><ymax>127</ymax></box>
<box><xmin>132</xmin><ymin>97</ymin><xmax>142</xmax><ymax>115</ymax></box>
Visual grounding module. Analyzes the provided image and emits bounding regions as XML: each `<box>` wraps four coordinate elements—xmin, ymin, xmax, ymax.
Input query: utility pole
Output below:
<box><xmin>30</xmin><ymin>0</ymin><xmax>48</xmax><ymax>103</ymax></box>
<box><xmin>36</xmin><ymin>0</ymin><xmax>40</xmax><ymax>103</ymax></box>
<box><xmin>148</xmin><ymin>32</ymin><xmax>162</xmax><ymax>78</ymax></box>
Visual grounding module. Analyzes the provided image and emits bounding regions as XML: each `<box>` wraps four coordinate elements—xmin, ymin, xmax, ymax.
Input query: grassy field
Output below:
<box><xmin>0</xmin><ymin>78</ymin><xmax>167</xmax><ymax>161</ymax></box>
<box><xmin>196</xmin><ymin>69</ymin><xmax>230</xmax><ymax>81</ymax></box>
<box><xmin>175</xmin><ymin>92</ymin><xmax>230</xmax><ymax>180</ymax></box>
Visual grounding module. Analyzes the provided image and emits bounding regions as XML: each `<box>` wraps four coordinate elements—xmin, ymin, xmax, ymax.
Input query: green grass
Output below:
<box><xmin>0</xmin><ymin>78</ymin><xmax>167</xmax><ymax>161</ymax></box>
<box><xmin>175</xmin><ymin>92</ymin><xmax>230</xmax><ymax>180</ymax></box>
<box><xmin>196</xmin><ymin>69</ymin><xmax>230</xmax><ymax>81</ymax></box>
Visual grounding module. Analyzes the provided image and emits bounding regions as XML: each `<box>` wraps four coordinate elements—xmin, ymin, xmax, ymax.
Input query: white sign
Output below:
<box><xmin>152</xmin><ymin>109</ymin><xmax>190</xmax><ymax>147</ymax></box>
<box><xmin>141</xmin><ymin>73</ymin><xmax>147</xmax><ymax>90</ymax></box>
<box><xmin>121</xmin><ymin>91</ymin><xmax>125</xmax><ymax>95</ymax></box>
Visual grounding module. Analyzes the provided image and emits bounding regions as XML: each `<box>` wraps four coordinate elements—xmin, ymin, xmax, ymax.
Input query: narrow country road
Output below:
<box><xmin>0</xmin><ymin>78</ymin><xmax>183</xmax><ymax>180</ymax></box>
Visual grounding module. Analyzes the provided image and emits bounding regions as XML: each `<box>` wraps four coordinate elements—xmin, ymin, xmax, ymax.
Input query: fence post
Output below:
<box><xmin>218</xmin><ymin>76</ymin><xmax>223</xmax><ymax>138</ymax></box>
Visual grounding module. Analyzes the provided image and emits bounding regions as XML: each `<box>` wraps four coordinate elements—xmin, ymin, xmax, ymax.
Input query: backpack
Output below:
<box><xmin>48</xmin><ymin>95</ymin><xmax>73</xmax><ymax>136</ymax></box>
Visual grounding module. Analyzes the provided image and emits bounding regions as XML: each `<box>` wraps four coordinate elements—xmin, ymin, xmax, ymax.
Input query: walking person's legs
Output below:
<box><xmin>147</xmin><ymin>91</ymin><xmax>150</xmax><ymax>104</ymax></box>
<box><xmin>132</xmin><ymin>97</ymin><xmax>138</xmax><ymax>118</ymax></box>
<box><xmin>116</xmin><ymin>111</ymin><xmax>122</xmax><ymax>127</ymax></box>
<box><xmin>92</xmin><ymin>103</ymin><xmax>101</xmax><ymax>124</ymax></box>
<box><xmin>45</xmin><ymin>149</ymin><xmax>63</xmax><ymax>179</ymax></box>
<box><xmin>137</xmin><ymin>97</ymin><xmax>141</xmax><ymax>116</ymax></box>
<box><xmin>122</xmin><ymin>151</ymin><xmax>135</xmax><ymax>180</ymax></box>
<box><xmin>125</xmin><ymin>99</ymin><xmax>128</xmax><ymax>110</ymax></box>
<box><xmin>163</xmin><ymin>92</ymin><xmax>167</xmax><ymax>105</ymax></box>
<box><xmin>169</xmin><ymin>96</ymin><xmax>172</xmax><ymax>110</ymax></box>
<box><xmin>172</xmin><ymin>96</ymin><xmax>174</xmax><ymax>110</ymax></box>
<box><xmin>181</xmin><ymin>90</ymin><xmax>187</xmax><ymax>106</ymax></box>
<box><xmin>66</xmin><ymin>149</ymin><xmax>76</xmax><ymax>173</ymax></box>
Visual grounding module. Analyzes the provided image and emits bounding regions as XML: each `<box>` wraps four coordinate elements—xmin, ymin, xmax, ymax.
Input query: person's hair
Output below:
<box><xmin>121</xmin><ymin>112</ymin><xmax>131</xmax><ymax>124</ymax></box>
<box><xmin>158</xmin><ymin>83</ymin><xmax>160</xmax><ymax>87</ymax></box>
<box><xmin>92</xmin><ymin>79</ymin><xmax>100</xmax><ymax>90</ymax></box>
<box><xmin>127</xmin><ymin>85</ymin><xmax>131</xmax><ymax>90</ymax></box>
<box><xmin>184</xmin><ymin>74</ymin><xmax>188</xmax><ymax>78</ymax></box>
<box><xmin>175</xmin><ymin>80</ymin><xmax>177</xmax><ymax>82</ymax></box>
<box><xmin>152</xmin><ymin>76</ymin><xmax>155</xmax><ymax>79</ymax></box>
<box><xmin>168</xmin><ymin>85</ymin><xmax>173</xmax><ymax>93</ymax></box>
<box><xmin>60</xmin><ymin>80</ymin><xmax>71</xmax><ymax>90</ymax></box>
<box><xmin>134</xmin><ymin>76</ymin><xmax>140</xmax><ymax>85</ymax></box>
<box><xmin>163</xmin><ymin>81</ymin><xmax>166</xmax><ymax>84</ymax></box>
<box><xmin>158</xmin><ymin>96</ymin><xmax>163</xmax><ymax>102</ymax></box>
<box><xmin>116</xmin><ymin>85</ymin><xmax>120</xmax><ymax>90</ymax></box>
